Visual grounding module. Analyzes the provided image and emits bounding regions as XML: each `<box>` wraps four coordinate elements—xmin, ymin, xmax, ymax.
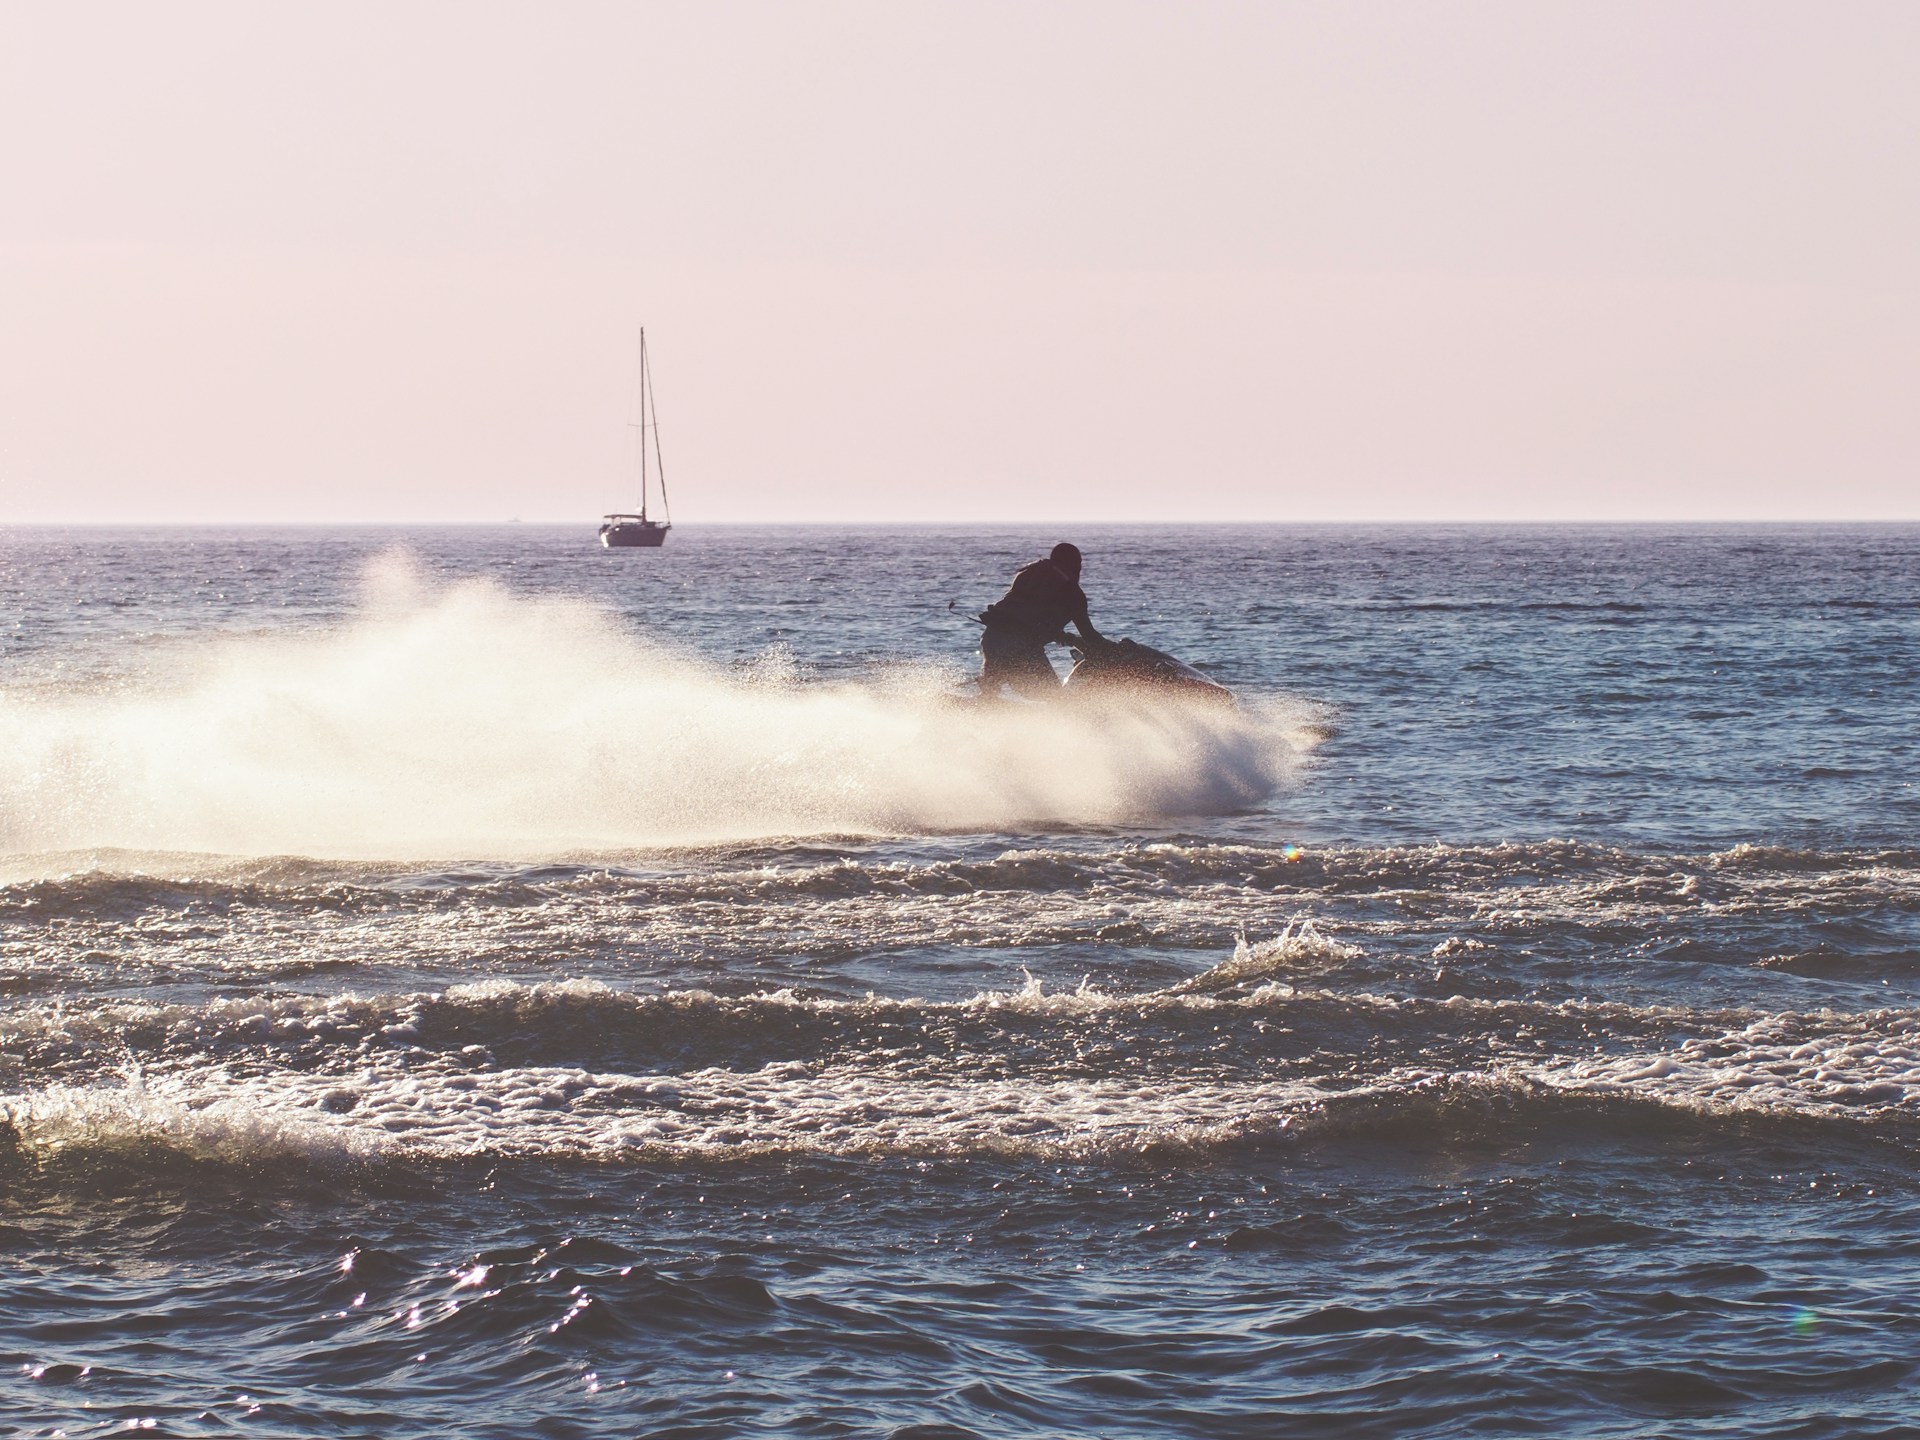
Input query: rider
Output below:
<box><xmin>978</xmin><ymin>542</ymin><xmax>1105</xmax><ymax>699</ymax></box>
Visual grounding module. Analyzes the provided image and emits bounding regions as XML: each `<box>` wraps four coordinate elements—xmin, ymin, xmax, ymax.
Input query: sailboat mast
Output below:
<box><xmin>636</xmin><ymin>327</ymin><xmax>648</xmax><ymax>521</ymax></box>
<box><xmin>643</xmin><ymin>330</ymin><xmax>669</xmax><ymax>524</ymax></box>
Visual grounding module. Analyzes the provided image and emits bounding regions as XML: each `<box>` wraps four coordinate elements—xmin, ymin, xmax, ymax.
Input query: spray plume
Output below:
<box><xmin>1</xmin><ymin>556</ymin><xmax>1301</xmax><ymax>868</ymax></box>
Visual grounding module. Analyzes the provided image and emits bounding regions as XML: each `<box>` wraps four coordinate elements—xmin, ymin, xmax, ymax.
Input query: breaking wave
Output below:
<box><xmin>8</xmin><ymin>958</ymin><xmax>1919</xmax><ymax>1181</ymax></box>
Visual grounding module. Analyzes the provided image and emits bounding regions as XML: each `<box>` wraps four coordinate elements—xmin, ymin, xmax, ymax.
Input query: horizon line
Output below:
<box><xmin>6</xmin><ymin>516</ymin><xmax>1920</xmax><ymax>530</ymax></box>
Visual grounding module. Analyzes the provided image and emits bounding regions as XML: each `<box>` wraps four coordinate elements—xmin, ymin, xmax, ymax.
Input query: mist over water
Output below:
<box><xmin>0</xmin><ymin>553</ymin><xmax>1302</xmax><ymax>867</ymax></box>
<box><xmin>6</xmin><ymin>524</ymin><xmax>1920</xmax><ymax>1439</ymax></box>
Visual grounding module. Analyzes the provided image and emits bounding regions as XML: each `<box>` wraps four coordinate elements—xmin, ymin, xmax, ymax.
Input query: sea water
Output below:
<box><xmin>3</xmin><ymin>523</ymin><xmax>1919</xmax><ymax>1437</ymax></box>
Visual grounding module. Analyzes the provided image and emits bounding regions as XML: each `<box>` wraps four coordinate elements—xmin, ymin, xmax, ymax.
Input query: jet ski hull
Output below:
<box><xmin>1063</xmin><ymin>638</ymin><xmax>1234</xmax><ymax>707</ymax></box>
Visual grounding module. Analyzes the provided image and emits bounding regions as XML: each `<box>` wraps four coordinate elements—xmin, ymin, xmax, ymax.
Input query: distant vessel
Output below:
<box><xmin>599</xmin><ymin>327</ymin><xmax>672</xmax><ymax>548</ymax></box>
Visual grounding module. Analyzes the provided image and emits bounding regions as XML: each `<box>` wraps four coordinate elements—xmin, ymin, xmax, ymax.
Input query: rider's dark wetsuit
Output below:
<box><xmin>979</xmin><ymin>555</ymin><xmax>1098</xmax><ymax>699</ymax></box>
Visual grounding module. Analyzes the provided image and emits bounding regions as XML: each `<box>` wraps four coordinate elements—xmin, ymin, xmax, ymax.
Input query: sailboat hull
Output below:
<box><xmin>599</xmin><ymin>518</ymin><xmax>670</xmax><ymax>548</ymax></box>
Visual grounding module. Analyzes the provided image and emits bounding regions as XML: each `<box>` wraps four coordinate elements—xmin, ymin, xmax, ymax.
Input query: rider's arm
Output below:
<box><xmin>1070</xmin><ymin>593</ymin><xmax>1102</xmax><ymax>645</ymax></box>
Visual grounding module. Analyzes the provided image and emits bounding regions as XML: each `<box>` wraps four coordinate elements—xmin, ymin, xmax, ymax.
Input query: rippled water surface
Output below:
<box><xmin>4</xmin><ymin>523</ymin><xmax>1920</xmax><ymax>1437</ymax></box>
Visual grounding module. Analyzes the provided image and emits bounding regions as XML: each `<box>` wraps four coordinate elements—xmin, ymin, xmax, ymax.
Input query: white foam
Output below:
<box><xmin>1</xmin><ymin>1050</ymin><xmax>1333</xmax><ymax>1163</ymax></box>
<box><xmin>1172</xmin><ymin>918</ymin><xmax>1362</xmax><ymax>994</ymax></box>
<box><xmin>1535</xmin><ymin>1011</ymin><xmax>1920</xmax><ymax>1112</ymax></box>
<box><xmin>10</xmin><ymin>982</ymin><xmax>1920</xmax><ymax>1170</ymax></box>
<box><xmin>0</xmin><ymin>556</ymin><xmax>1301</xmax><ymax>869</ymax></box>
<box><xmin>4</xmin><ymin>1066</ymin><xmax>392</xmax><ymax>1166</ymax></box>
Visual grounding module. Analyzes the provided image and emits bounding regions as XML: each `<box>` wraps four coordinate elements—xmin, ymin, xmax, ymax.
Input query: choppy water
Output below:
<box><xmin>4</xmin><ymin>523</ymin><xmax>1920</xmax><ymax>1437</ymax></box>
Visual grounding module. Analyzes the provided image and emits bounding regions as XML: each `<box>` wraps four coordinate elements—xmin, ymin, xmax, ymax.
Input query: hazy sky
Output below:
<box><xmin>4</xmin><ymin>0</ymin><xmax>1916</xmax><ymax>523</ymax></box>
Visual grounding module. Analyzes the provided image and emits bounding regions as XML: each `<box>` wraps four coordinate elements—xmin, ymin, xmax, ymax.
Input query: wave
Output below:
<box><xmin>9</xmin><ymin>1062</ymin><xmax>1916</xmax><ymax>1191</ymax></box>
<box><xmin>7</xmin><ymin>961</ymin><xmax>1918</xmax><ymax>1181</ymax></box>
<box><xmin>1168</xmin><ymin>919</ymin><xmax>1363</xmax><ymax>994</ymax></box>
<box><xmin>12</xmin><ymin>835</ymin><xmax>1920</xmax><ymax>911</ymax></box>
<box><xmin>1323</xmin><ymin>600</ymin><xmax>1653</xmax><ymax>615</ymax></box>
<box><xmin>0</xmin><ymin>555</ymin><xmax>1308</xmax><ymax>871</ymax></box>
<box><xmin>9</xmin><ymin>837</ymin><xmax>1919</xmax><ymax>1016</ymax></box>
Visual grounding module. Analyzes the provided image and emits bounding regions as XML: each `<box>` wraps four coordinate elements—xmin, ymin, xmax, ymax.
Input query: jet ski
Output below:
<box><xmin>1062</xmin><ymin>635</ymin><xmax>1234</xmax><ymax>708</ymax></box>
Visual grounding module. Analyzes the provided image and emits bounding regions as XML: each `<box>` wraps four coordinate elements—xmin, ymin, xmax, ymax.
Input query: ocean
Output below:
<box><xmin>3</xmin><ymin>522</ymin><xmax>1919</xmax><ymax>1438</ymax></box>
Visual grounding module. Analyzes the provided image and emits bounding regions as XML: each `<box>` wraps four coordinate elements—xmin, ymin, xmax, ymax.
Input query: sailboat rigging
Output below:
<box><xmin>598</xmin><ymin>327</ymin><xmax>672</xmax><ymax>548</ymax></box>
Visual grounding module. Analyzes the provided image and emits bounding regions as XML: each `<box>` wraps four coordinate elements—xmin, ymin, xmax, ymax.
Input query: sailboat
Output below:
<box><xmin>598</xmin><ymin>327</ymin><xmax>672</xmax><ymax>548</ymax></box>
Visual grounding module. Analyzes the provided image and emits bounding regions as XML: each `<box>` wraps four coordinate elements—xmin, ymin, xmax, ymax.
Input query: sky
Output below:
<box><xmin>2</xmin><ymin>0</ymin><xmax>1916</xmax><ymax>524</ymax></box>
